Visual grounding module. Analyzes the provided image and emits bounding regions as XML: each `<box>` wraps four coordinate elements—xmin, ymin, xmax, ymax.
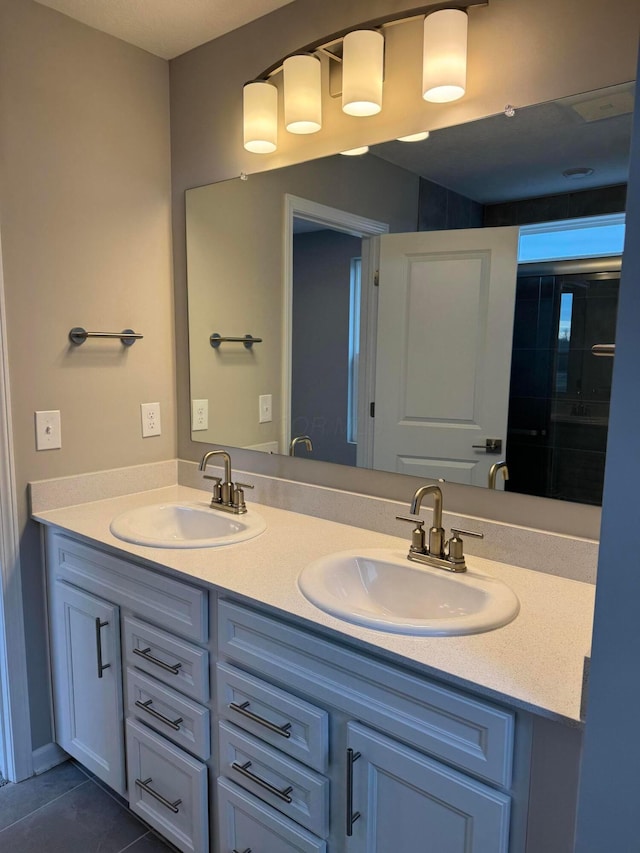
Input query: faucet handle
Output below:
<box><xmin>203</xmin><ymin>474</ymin><xmax>222</xmax><ymax>483</ymax></box>
<box><xmin>448</xmin><ymin>528</ymin><xmax>484</xmax><ymax>566</ymax></box>
<box><xmin>396</xmin><ymin>516</ymin><xmax>426</xmax><ymax>553</ymax></box>
<box><xmin>450</xmin><ymin>527</ymin><xmax>484</xmax><ymax>539</ymax></box>
<box><xmin>235</xmin><ymin>482</ymin><xmax>254</xmax><ymax>490</ymax></box>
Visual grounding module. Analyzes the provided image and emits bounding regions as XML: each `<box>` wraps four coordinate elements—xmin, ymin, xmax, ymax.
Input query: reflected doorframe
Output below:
<box><xmin>282</xmin><ymin>194</ymin><xmax>389</xmax><ymax>459</ymax></box>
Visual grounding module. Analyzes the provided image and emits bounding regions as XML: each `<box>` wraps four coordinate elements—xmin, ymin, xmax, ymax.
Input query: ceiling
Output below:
<box><xmin>372</xmin><ymin>83</ymin><xmax>635</xmax><ymax>204</ymax></box>
<box><xmin>33</xmin><ymin>0</ymin><xmax>296</xmax><ymax>59</ymax></box>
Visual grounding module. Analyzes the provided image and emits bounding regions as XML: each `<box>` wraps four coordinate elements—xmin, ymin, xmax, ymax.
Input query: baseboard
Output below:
<box><xmin>32</xmin><ymin>742</ymin><xmax>67</xmax><ymax>775</ymax></box>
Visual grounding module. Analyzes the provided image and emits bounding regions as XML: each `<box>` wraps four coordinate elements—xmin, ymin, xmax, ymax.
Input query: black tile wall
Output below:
<box><xmin>484</xmin><ymin>183</ymin><xmax>626</xmax><ymax>227</ymax></box>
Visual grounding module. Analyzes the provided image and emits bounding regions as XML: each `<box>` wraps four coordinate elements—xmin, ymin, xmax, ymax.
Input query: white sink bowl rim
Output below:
<box><xmin>109</xmin><ymin>501</ymin><xmax>266</xmax><ymax>548</ymax></box>
<box><xmin>298</xmin><ymin>548</ymin><xmax>520</xmax><ymax>636</ymax></box>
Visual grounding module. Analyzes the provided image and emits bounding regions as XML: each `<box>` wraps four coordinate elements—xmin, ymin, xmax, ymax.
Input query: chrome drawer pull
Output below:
<box><xmin>233</xmin><ymin>849</ymin><xmax>251</xmax><ymax>853</ymax></box>
<box><xmin>95</xmin><ymin>618</ymin><xmax>110</xmax><ymax>679</ymax></box>
<box><xmin>135</xmin><ymin>777</ymin><xmax>182</xmax><ymax>814</ymax></box>
<box><xmin>231</xmin><ymin>760</ymin><xmax>293</xmax><ymax>803</ymax></box>
<box><xmin>135</xmin><ymin>699</ymin><xmax>183</xmax><ymax>731</ymax></box>
<box><xmin>229</xmin><ymin>700</ymin><xmax>292</xmax><ymax>738</ymax></box>
<box><xmin>346</xmin><ymin>748</ymin><xmax>361</xmax><ymax>836</ymax></box>
<box><xmin>133</xmin><ymin>646</ymin><xmax>182</xmax><ymax>675</ymax></box>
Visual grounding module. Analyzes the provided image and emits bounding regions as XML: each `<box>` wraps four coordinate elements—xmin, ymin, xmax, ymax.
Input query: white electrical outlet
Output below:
<box><xmin>141</xmin><ymin>402</ymin><xmax>162</xmax><ymax>437</ymax></box>
<box><xmin>192</xmin><ymin>399</ymin><xmax>209</xmax><ymax>431</ymax></box>
<box><xmin>259</xmin><ymin>394</ymin><xmax>273</xmax><ymax>424</ymax></box>
<box><xmin>35</xmin><ymin>410</ymin><xmax>62</xmax><ymax>450</ymax></box>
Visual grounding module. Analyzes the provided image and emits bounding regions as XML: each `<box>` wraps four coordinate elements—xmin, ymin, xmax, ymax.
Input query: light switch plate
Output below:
<box><xmin>259</xmin><ymin>394</ymin><xmax>273</xmax><ymax>424</ymax></box>
<box><xmin>141</xmin><ymin>402</ymin><xmax>162</xmax><ymax>437</ymax></box>
<box><xmin>35</xmin><ymin>410</ymin><xmax>62</xmax><ymax>450</ymax></box>
<box><xmin>192</xmin><ymin>399</ymin><xmax>208</xmax><ymax>431</ymax></box>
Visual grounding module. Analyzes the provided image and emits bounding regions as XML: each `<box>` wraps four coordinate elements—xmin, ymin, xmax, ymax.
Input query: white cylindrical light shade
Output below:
<box><xmin>422</xmin><ymin>9</ymin><xmax>468</xmax><ymax>103</ymax></box>
<box><xmin>397</xmin><ymin>131</ymin><xmax>430</xmax><ymax>142</ymax></box>
<box><xmin>243</xmin><ymin>81</ymin><xmax>278</xmax><ymax>153</ymax></box>
<box><xmin>340</xmin><ymin>146</ymin><xmax>369</xmax><ymax>156</ymax></box>
<box><xmin>284</xmin><ymin>55</ymin><xmax>322</xmax><ymax>134</ymax></box>
<box><xmin>342</xmin><ymin>30</ymin><xmax>384</xmax><ymax>116</ymax></box>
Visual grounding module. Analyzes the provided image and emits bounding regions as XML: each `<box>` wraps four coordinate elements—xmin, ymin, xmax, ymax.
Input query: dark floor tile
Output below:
<box><xmin>0</xmin><ymin>779</ymin><xmax>147</xmax><ymax>852</ymax></box>
<box><xmin>0</xmin><ymin>761</ymin><xmax>86</xmax><ymax>830</ymax></box>
<box><xmin>123</xmin><ymin>830</ymin><xmax>177</xmax><ymax>852</ymax></box>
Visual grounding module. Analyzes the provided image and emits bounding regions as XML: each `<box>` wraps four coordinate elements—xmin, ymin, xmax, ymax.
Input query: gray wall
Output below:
<box><xmin>171</xmin><ymin>0</ymin><xmax>639</xmax><ymax>538</ymax></box>
<box><xmin>0</xmin><ymin>0</ymin><xmax>174</xmax><ymax>749</ymax></box>
<box><xmin>292</xmin><ymin>230</ymin><xmax>362</xmax><ymax>466</ymax></box>
<box><xmin>574</xmin><ymin>54</ymin><xmax>640</xmax><ymax>852</ymax></box>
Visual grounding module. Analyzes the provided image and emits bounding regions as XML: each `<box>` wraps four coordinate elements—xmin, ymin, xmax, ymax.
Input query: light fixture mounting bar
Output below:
<box><xmin>251</xmin><ymin>1</ymin><xmax>488</xmax><ymax>83</ymax></box>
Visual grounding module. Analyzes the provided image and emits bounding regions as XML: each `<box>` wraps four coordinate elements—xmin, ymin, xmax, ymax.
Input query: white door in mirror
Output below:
<box><xmin>109</xmin><ymin>502</ymin><xmax>266</xmax><ymax>548</ymax></box>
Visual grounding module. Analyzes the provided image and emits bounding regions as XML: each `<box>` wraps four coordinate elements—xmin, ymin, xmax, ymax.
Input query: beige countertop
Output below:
<box><xmin>32</xmin><ymin>484</ymin><xmax>595</xmax><ymax>725</ymax></box>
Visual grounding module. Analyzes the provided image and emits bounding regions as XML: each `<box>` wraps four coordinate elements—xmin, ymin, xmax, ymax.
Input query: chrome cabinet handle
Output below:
<box><xmin>95</xmin><ymin>618</ymin><xmax>110</xmax><ymax>679</ymax></box>
<box><xmin>233</xmin><ymin>849</ymin><xmax>251</xmax><ymax>853</ymax></box>
<box><xmin>231</xmin><ymin>760</ymin><xmax>293</xmax><ymax>803</ymax></box>
<box><xmin>135</xmin><ymin>699</ymin><xmax>183</xmax><ymax>731</ymax></box>
<box><xmin>229</xmin><ymin>700</ymin><xmax>292</xmax><ymax>738</ymax></box>
<box><xmin>133</xmin><ymin>646</ymin><xmax>182</xmax><ymax>675</ymax></box>
<box><xmin>135</xmin><ymin>777</ymin><xmax>182</xmax><ymax>813</ymax></box>
<box><xmin>346</xmin><ymin>748</ymin><xmax>361</xmax><ymax>836</ymax></box>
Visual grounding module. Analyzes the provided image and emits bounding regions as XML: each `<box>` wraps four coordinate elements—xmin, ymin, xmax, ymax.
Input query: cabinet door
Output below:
<box><xmin>50</xmin><ymin>580</ymin><xmax>125</xmax><ymax>795</ymax></box>
<box><xmin>346</xmin><ymin>722</ymin><xmax>510</xmax><ymax>853</ymax></box>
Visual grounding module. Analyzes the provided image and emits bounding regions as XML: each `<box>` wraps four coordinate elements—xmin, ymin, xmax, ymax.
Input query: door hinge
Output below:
<box><xmin>373</xmin><ymin>270</ymin><xmax>379</xmax><ymax>287</ymax></box>
<box><xmin>370</xmin><ymin>402</ymin><xmax>375</xmax><ymax>418</ymax></box>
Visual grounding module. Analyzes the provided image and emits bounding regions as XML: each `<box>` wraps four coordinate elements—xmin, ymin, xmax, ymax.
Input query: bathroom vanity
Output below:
<box><xmin>33</xmin><ymin>483</ymin><xmax>593</xmax><ymax>853</ymax></box>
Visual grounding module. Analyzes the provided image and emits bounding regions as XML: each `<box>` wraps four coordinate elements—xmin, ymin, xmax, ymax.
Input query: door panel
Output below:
<box><xmin>51</xmin><ymin>580</ymin><xmax>125</xmax><ymax>795</ymax></box>
<box><xmin>373</xmin><ymin>227</ymin><xmax>519</xmax><ymax>487</ymax></box>
<box><xmin>346</xmin><ymin>722</ymin><xmax>510</xmax><ymax>853</ymax></box>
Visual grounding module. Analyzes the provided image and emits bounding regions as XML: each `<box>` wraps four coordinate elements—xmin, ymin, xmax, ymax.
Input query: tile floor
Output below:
<box><xmin>0</xmin><ymin>761</ymin><xmax>175</xmax><ymax>852</ymax></box>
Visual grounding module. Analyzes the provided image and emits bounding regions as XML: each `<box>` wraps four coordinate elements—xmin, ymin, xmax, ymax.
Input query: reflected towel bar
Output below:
<box><xmin>69</xmin><ymin>327</ymin><xmax>143</xmax><ymax>347</ymax></box>
<box><xmin>210</xmin><ymin>333</ymin><xmax>263</xmax><ymax>349</ymax></box>
<box><xmin>592</xmin><ymin>344</ymin><xmax>615</xmax><ymax>357</ymax></box>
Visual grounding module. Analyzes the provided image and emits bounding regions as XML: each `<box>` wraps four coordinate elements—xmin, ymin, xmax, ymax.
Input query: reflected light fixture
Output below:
<box><xmin>243</xmin><ymin>81</ymin><xmax>278</xmax><ymax>153</ymax></box>
<box><xmin>342</xmin><ymin>29</ymin><xmax>385</xmax><ymax>116</ymax></box>
<box><xmin>423</xmin><ymin>9</ymin><xmax>468</xmax><ymax>103</ymax></box>
<box><xmin>283</xmin><ymin>54</ymin><xmax>322</xmax><ymax>134</ymax></box>
<box><xmin>340</xmin><ymin>146</ymin><xmax>370</xmax><ymax>156</ymax></box>
<box><xmin>397</xmin><ymin>131</ymin><xmax>430</xmax><ymax>142</ymax></box>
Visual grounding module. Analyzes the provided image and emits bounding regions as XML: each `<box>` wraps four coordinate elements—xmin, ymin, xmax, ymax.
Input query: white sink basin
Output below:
<box><xmin>109</xmin><ymin>501</ymin><xmax>266</xmax><ymax>548</ymax></box>
<box><xmin>298</xmin><ymin>548</ymin><xmax>520</xmax><ymax>636</ymax></box>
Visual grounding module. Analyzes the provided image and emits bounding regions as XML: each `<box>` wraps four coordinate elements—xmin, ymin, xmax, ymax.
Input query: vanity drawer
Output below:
<box><xmin>219</xmin><ymin>720</ymin><xmax>329</xmax><ymax>838</ymax></box>
<box><xmin>126</xmin><ymin>718</ymin><xmax>208</xmax><ymax>853</ymax></box>
<box><xmin>218</xmin><ymin>599</ymin><xmax>514</xmax><ymax>787</ymax></box>
<box><xmin>125</xmin><ymin>616</ymin><xmax>209</xmax><ymax>703</ymax></box>
<box><xmin>48</xmin><ymin>532</ymin><xmax>208</xmax><ymax>642</ymax></box>
<box><xmin>217</xmin><ymin>662</ymin><xmax>328</xmax><ymax>772</ymax></box>
<box><xmin>126</xmin><ymin>668</ymin><xmax>210</xmax><ymax>760</ymax></box>
<box><xmin>218</xmin><ymin>778</ymin><xmax>326</xmax><ymax>853</ymax></box>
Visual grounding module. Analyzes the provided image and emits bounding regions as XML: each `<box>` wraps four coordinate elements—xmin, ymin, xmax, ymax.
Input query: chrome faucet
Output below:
<box><xmin>289</xmin><ymin>435</ymin><xmax>313</xmax><ymax>456</ymax></box>
<box><xmin>198</xmin><ymin>450</ymin><xmax>253</xmax><ymax>514</ymax></box>
<box><xmin>488</xmin><ymin>461</ymin><xmax>509</xmax><ymax>490</ymax></box>
<box><xmin>397</xmin><ymin>483</ymin><xmax>484</xmax><ymax>573</ymax></box>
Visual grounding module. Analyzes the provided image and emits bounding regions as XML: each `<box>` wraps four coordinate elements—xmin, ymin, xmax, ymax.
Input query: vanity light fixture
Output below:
<box><xmin>341</xmin><ymin>29</ymin><xmax>385</xmax><ymax>117</ymax></box>
<box><xmin>283</xmin><ymin>54</ymin><xmax>322</xmax><ymax>134</ymax></box>
<box><xmin>243</xmin><ymin>81</ymin><xmax>278</xmax><ymax>153</ymax></box>
<box><xmin>397</xmin><ymin>131</ymin><xmax>430</xmax><ymax>142</ymax></box>
<box><xmin>339</xmin><ymin>146</ymin><xmax>370</xmax><ymax>156</ymax></box>
<box><xmin>242</xmin><ymin>3</ymin><xmax>482</xmax><ymax>153</ymax></box>
<box><xmin>422</xmin><ymin>8</ymin><xmax>468</xmax><ymax>103</ymax></box>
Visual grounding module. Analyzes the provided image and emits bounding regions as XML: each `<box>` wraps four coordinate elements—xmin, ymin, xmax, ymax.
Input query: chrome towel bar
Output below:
<box><xmin>210</xmin><ymin>333</ymin><xmax>262</xmax><ymax>349</ymax></box>
<box><xmin>69</xmin><ymin>327</ymin><xmax>143</xmax><ymax>346</ymax></box>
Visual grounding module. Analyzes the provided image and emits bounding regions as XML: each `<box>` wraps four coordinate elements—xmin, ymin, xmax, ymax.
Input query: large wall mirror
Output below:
<box><xmin>185</xmin><ymin>82</ymin><xmax>633</xmax><ymax>507</ymax></box>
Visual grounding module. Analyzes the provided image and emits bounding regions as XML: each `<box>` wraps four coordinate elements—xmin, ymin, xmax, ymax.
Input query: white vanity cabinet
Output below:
<box><xmin>216</xmin><ymin>599</ymin><xmax>516</xmax><ymax>853</ymax></box>
<box><xmin>45</xmin><ymin>531</ymin><xmax>210</xmax><ymax>853</ymax></box>
<box><xmin>42</xmin><ymin>526</ymin><xmax>580</xmax><ymax>853</ymax></box>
